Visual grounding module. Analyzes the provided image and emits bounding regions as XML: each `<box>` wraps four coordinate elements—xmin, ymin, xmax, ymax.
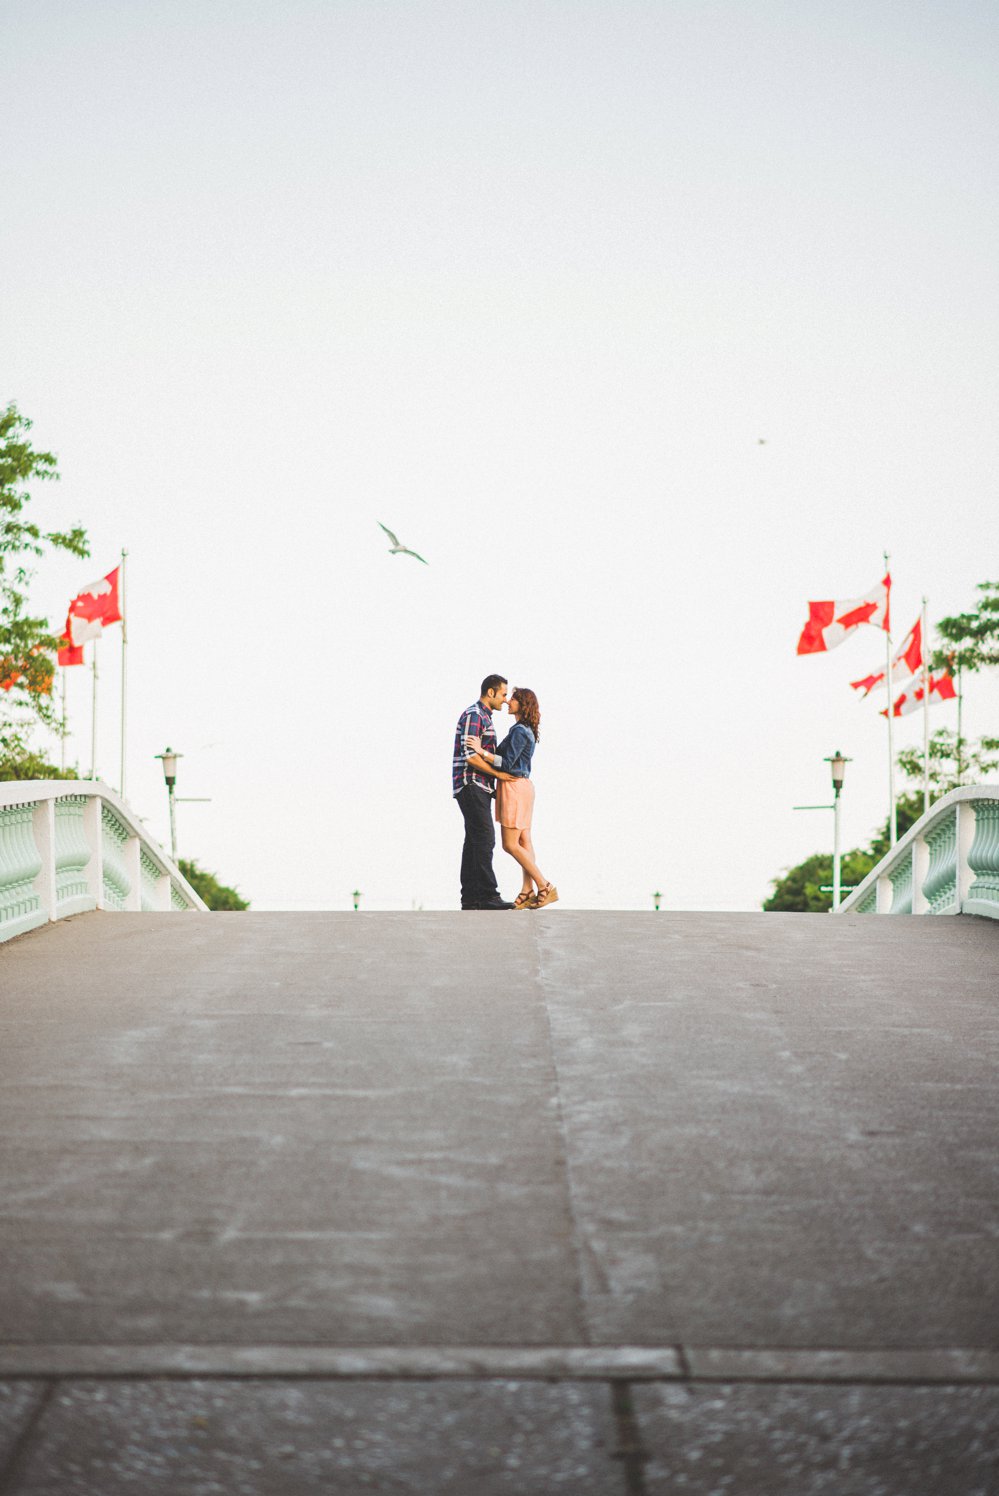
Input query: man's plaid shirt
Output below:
<box><xmin>452</xmin><ymin>701</ymin><xmax>498</xmax><ymax>796</ymax></box>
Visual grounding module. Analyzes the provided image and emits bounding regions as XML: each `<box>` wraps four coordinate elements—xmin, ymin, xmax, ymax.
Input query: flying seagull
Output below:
<box><xmin>378</xmin><ymin>521</ymin><xmax>428</xmax><ymax>564</ymax></box>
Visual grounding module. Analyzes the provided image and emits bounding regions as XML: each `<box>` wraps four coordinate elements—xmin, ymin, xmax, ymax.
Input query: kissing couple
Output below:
<box><xmin>451</xmin><ymin>674</ymin><xmax>559</xmax><ymax>912</ymax></box>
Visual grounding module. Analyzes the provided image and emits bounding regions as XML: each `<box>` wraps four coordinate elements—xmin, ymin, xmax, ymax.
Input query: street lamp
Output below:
<box><xmin>793</xmin><ymin>751</ymin><xmax>853</xmax><ymax>911</ymax></box>
<box><xmin>828</xmin><ymin>750</ymin><xmax>848</xmax><ymax>797</ymax></box>
<box><xmin>824</xmin><ymin>750</ymin><xmax>852</xmax><ymax>911</ymax></box>
<box><xmin>652</xmin><ymin>889</ymin><xmax>663</xmax><ymax>912</ymax></box>
<box><xmin>154</xmin><ymin>747</ymin><xmax>210</xmax><ymax>865</ymax></box>
<box><xmin>351</xmin><ymin>888</ymin><xmax>362</xmax><ymax>911</ymax></box>
<box><xmin>155</xmin><ymin>747</ymin><xmax>182</xmax><ymax>862</ymax></box>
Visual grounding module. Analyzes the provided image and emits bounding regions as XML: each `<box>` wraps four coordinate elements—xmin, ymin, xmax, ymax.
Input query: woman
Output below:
<box><xmin>466</xmin><ymin>687</ymin><xmax>558</xmax><ymax>909</ymax></box>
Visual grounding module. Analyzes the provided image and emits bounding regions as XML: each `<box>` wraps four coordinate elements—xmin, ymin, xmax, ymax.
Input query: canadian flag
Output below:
<box><xmin>57</xmin><ymin>626</ymin><xmax>85</xmax><ymax>667</ymax></box>
<box><xmin>796</xmin><ymin>574</ymin><xmax>891</xmax><ymax>655</ymax></box>
<box><xmin>850</xmin><ymin>616</ymin><xmax>923</xmax><ymax>697</ymax></box>
<box><xmin>883</xmin><ymin>670</ymin><xmax>958</xmax><ymax>718</ymax></box>
<box><xmin>66</xmin><ymin>567</ymin><xmax>123</xmax><ymax>647</ymax></box>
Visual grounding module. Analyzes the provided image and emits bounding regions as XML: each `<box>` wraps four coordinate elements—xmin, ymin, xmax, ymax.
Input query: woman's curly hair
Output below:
<box><xmin>513</xmin><ymin>687</ymin><xmax>541</xmax><ymax>744</ymax></box>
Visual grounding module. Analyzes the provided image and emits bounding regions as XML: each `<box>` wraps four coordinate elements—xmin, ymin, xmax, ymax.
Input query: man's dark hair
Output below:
<box><xmin>480</xmin><ymin>674</ymin><xmax>508</xmax><ymax>697</ymax></box>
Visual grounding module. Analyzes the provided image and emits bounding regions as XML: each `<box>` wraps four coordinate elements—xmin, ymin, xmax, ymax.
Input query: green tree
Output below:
<box><xmin>763</xmin><ymin>845</ymin><xmax>880</xmax><ymax>913</ymax></box>
<box><xmin>0</xmin><ymin>403</ymin><xmax>88</xmax><ymax>745</ymax></box>
<box><xmin>764</xmin><ymin>734</ymin><xmax>999</xmax><ymax>912</ymax></box>
<box><xmin>179</xmin><ymin>858</ymin><xmax>250</xmax><ymax>911</ymax></box>
<box><xmin>0</xmin><ymin>730</ymin><xmax>79</xmax><ymax>781</ymax></box>
<box><xmin>866</xmin><ymin>791</ymin><xmax>925</xmax><ymax>862</ymax></box>
<box><xmin>933</xmin><ymin>580</ymin><xmax>999</xmax><ymax>675</ymax></box>
<box><xmin>896</xmin><ymin>728</ymin><xmax>999</xmax><ymax>803</ymax></box>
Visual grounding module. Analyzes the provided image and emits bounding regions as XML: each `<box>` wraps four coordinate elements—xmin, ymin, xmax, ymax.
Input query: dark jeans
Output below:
<box><xmin>455</xmin><ymin>785</ymin><xmax>500</xmax><ymax>907</ymax></box>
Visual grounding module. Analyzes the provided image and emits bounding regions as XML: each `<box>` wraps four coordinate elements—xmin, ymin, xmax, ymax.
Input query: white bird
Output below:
<box><xmin>378</xmin><ymin>521</ymin><xmax>428</xmax><ymax>564</ymax></box>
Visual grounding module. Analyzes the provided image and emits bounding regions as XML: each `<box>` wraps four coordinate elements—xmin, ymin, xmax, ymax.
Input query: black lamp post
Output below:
<box><xmin>155</xmin><ymin>747</ymin><xmax>182</xmax><ymax>861</ymax></box>
<box><xmin>823</xmin><ymin>750</ymin><xmax>851</xmax><ymax>909</ymax></box>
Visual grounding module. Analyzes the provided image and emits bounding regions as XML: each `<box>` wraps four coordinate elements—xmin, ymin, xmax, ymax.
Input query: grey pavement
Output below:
<box><xmin>1</xmin><ymin>909</ymin><xmax>998</xmax><ymax>1493</ymax></box>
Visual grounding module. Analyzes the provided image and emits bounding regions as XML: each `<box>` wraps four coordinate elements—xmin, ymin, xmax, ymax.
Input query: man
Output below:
<box><xmin>452</xmin><ymin>674</ymin><xmax>513</xmax><ymax>910</ymax></box>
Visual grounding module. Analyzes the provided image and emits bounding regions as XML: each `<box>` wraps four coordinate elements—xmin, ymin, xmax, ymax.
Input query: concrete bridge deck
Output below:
<box><xmin>1</xmin><ymin>910</ymin><xmax>997</xmax><ymax>1493</ymax></box>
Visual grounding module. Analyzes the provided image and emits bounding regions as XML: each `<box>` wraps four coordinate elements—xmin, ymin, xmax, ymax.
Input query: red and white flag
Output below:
<box><xmin>57</xmin><ymin>625</ymin><xmax>85</xmax><ymax>667</ymax></box>
<box><xmin>850</xmin><ymin>616</ymin><xmax>923</xmax><ymax>697</ymax></box>
<box><xmin>66</xmin><ymin>566</ymin><xmax>123</xmax><ymax>647</ymax></box>
<box><xmin>883</xmin><ymin>670</ymin><xmax>957</xmax><ymax>718</ymax></box>
<box><xmin>796</xmin><ymin>573</ymin><xmax>891</xmax><ymax>655</ymax></box>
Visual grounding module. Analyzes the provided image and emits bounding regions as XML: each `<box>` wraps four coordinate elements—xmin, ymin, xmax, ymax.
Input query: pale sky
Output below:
<box><xmin>3</xmin><ymin>0</ymin><xmax>997</xmax><ymax>910</ymax></box>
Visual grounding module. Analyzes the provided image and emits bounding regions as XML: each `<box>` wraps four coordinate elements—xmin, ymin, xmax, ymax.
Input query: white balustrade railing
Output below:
<box><xmin>0</xmin><ymin>780</ymin><xmax>207</xmax><ymax>944</ymax></box>
<box><xmin>838</xmin><ymin>785</ymin><xmax>999</xmax><ymax>920</ymax></box>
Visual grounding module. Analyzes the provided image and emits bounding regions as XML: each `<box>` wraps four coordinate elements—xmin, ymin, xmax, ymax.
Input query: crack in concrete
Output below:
<box><xmin>530</xmin><ymin>919</ymin><xmax>593</xmax><ymax>1348</ymax></box>
<box><xmin>0</xmin><ymin>1380</ymin><xmax>54</xmax><ymax>1496</ymax></box>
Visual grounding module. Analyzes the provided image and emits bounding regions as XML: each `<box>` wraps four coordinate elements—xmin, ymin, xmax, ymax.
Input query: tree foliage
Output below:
<box><xmin>0</xmin><ymin>403</ymin><xmax>89</xmax><ymax>732</ymax></box>
<box><xmin>866</xmin><ymin>792</ymin><xmax>926</xmax><ymax>863</ymax></box>
<box><xmin>762</xmin><ymin>846</ymin><xmax>881</xmax><ymax>914</ymax></box>
<box><xmin>932</xmin><ymin>580</ymin><xmax>999</xmax><ymax>674</ymax></box>
<box><xmin>895</xmin><ymin>728</ymin><xmax>999</xmax><ymax>801</ymax></box>
<box><xmin>0</xmin><ymin>731</ymin><xmax>79</xmax><ymax>781</ymax></box>
<box><xmin>179</xmin><ymin>858</ymin><xmax>250</xmax><ymax>911</ymax></box>
<box><xmin>764</xmin><ymin>734</ymin><xmax>999</xmax><ymax>912</ymax></box>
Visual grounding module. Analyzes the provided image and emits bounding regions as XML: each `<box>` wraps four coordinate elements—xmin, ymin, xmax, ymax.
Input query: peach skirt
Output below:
<box><xmin>495</xmin><ymin>777</ymin><xmax>535</xmax><ymax>830</ymax></box>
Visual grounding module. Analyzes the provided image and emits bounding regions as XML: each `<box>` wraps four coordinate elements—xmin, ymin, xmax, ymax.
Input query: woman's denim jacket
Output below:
<box><xmin>495</xmin><ymin>722</ymin><xmax>535</xmax><ymax>778</ymax></box>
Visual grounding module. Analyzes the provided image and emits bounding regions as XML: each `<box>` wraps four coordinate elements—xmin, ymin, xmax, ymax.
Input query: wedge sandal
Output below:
<box><xmin>531</xmin><ymin>883</ymin><xmax>559</xmax><ymax>909</ymax></box>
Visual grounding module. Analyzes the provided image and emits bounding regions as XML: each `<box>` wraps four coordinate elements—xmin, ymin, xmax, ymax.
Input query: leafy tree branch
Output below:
<box><xmin>932</xmin><ymin>580</ymin><xmax>999</xmax><ymax>673</ymax></box>
<box><xmin>0</xmin><ymin>403</ymin><xmax>89</xmax><ymax>730</ymax></box>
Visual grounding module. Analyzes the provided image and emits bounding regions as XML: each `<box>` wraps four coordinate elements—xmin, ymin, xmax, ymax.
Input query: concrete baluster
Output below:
<box><xmin>923</xmin><ymin>809</ymin><xmax>959</xmax><ymax>915</ymax></box>
<box><xmin>83</xmin><ymin>796</ymin><xmax>105</xmax><ymax>907</ymax></box>
<box><xmin>911</xmin><ymin>837</ymin><xmax>929</xmax><ymax>915</ymax></box>
<box><xmin>0</xmin><ymin>803</ymin><xmax>44</xmax><ymax>939</ymax></box>
<box><xmin>957</xmin><ymin>800</ymin><xmax>978</xmax><ymax>910</ymax></box>
<box><xmin>100</xmin><ymin>805</ymin><xmax>132</xmax><ymax>910</ymax></box>
<box><xmin>123</xmin><ymin>835</ymin><xmax>142</xmax><ymax>912</ymax></box>
<box><xmin>31</xmin><ymin>798</ymin><xmax>57</xmax><ymax>923</ymax></box>
<box><xmin>965</xmin><ymin>799</ymin><xmax>999</xmax><ymax>918</ymax></box>
<box><xmin>888</xmin><ymin>850</ymin><xmax>914</xmax><ymax>914</ymax></box>
<box><xmin>53</xmin><ymin>796</ymin><xmax>95</xmax><ymax>916</ymax></box>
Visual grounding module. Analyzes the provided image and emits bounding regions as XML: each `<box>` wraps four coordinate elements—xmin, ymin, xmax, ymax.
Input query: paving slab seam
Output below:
<box><xmin>4</xmin><ymin>1345</ymin><xmax>999</xmax><ymax>1383</ymax></box>
<box><xmin>682</xmin><ymin>1347</ymin><xmax>999</xmax><ymax>1385</ymax></box>
<box><xmin>0</xmin><ymin>1380</ymin><xmax>54</xmax><ymax>1496</ymax></box>
<box><xmin>0</xmin><ymin>1346</ymin><xmax>683</xmax><ymax>1380</ymax></box>
<box><xmin>531</xmin><ymin>920</ymin><xmax>592</xmax><ymax>1347</ymax></box>
<box><xmin>609</xmin><ymin>1381</ymin><xmax>650</xmax><ymax>1496</ymax></box>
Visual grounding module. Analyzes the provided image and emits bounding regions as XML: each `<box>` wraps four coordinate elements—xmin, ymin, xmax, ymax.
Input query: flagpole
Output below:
<box><xmin>120</xmin><ymin>548</ymin><xmax>128</xmax><ymax>799</ymax></box>
<box><xmin>90</xmin><ymin>637</ymin><xmax>99</xmax><ymax>780</ymax></box>
<box><xmin>60</xmin><ymin>666</ymin><xmax>67</xmax><ymax>773</ymax></box>
<box><xmin>956</xmin><ymin>662</ymin><xmax>964</xmax><ymax>785</ymax></box>
<box><xmin>921</xmin><ymin>595</ymin><xmax>930</xmax><ymax>816</ymax></box>
<box><xmin>884</xmin><ymin>550</ymin><xmax>897</xmax><ymax>845</ymax></box>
